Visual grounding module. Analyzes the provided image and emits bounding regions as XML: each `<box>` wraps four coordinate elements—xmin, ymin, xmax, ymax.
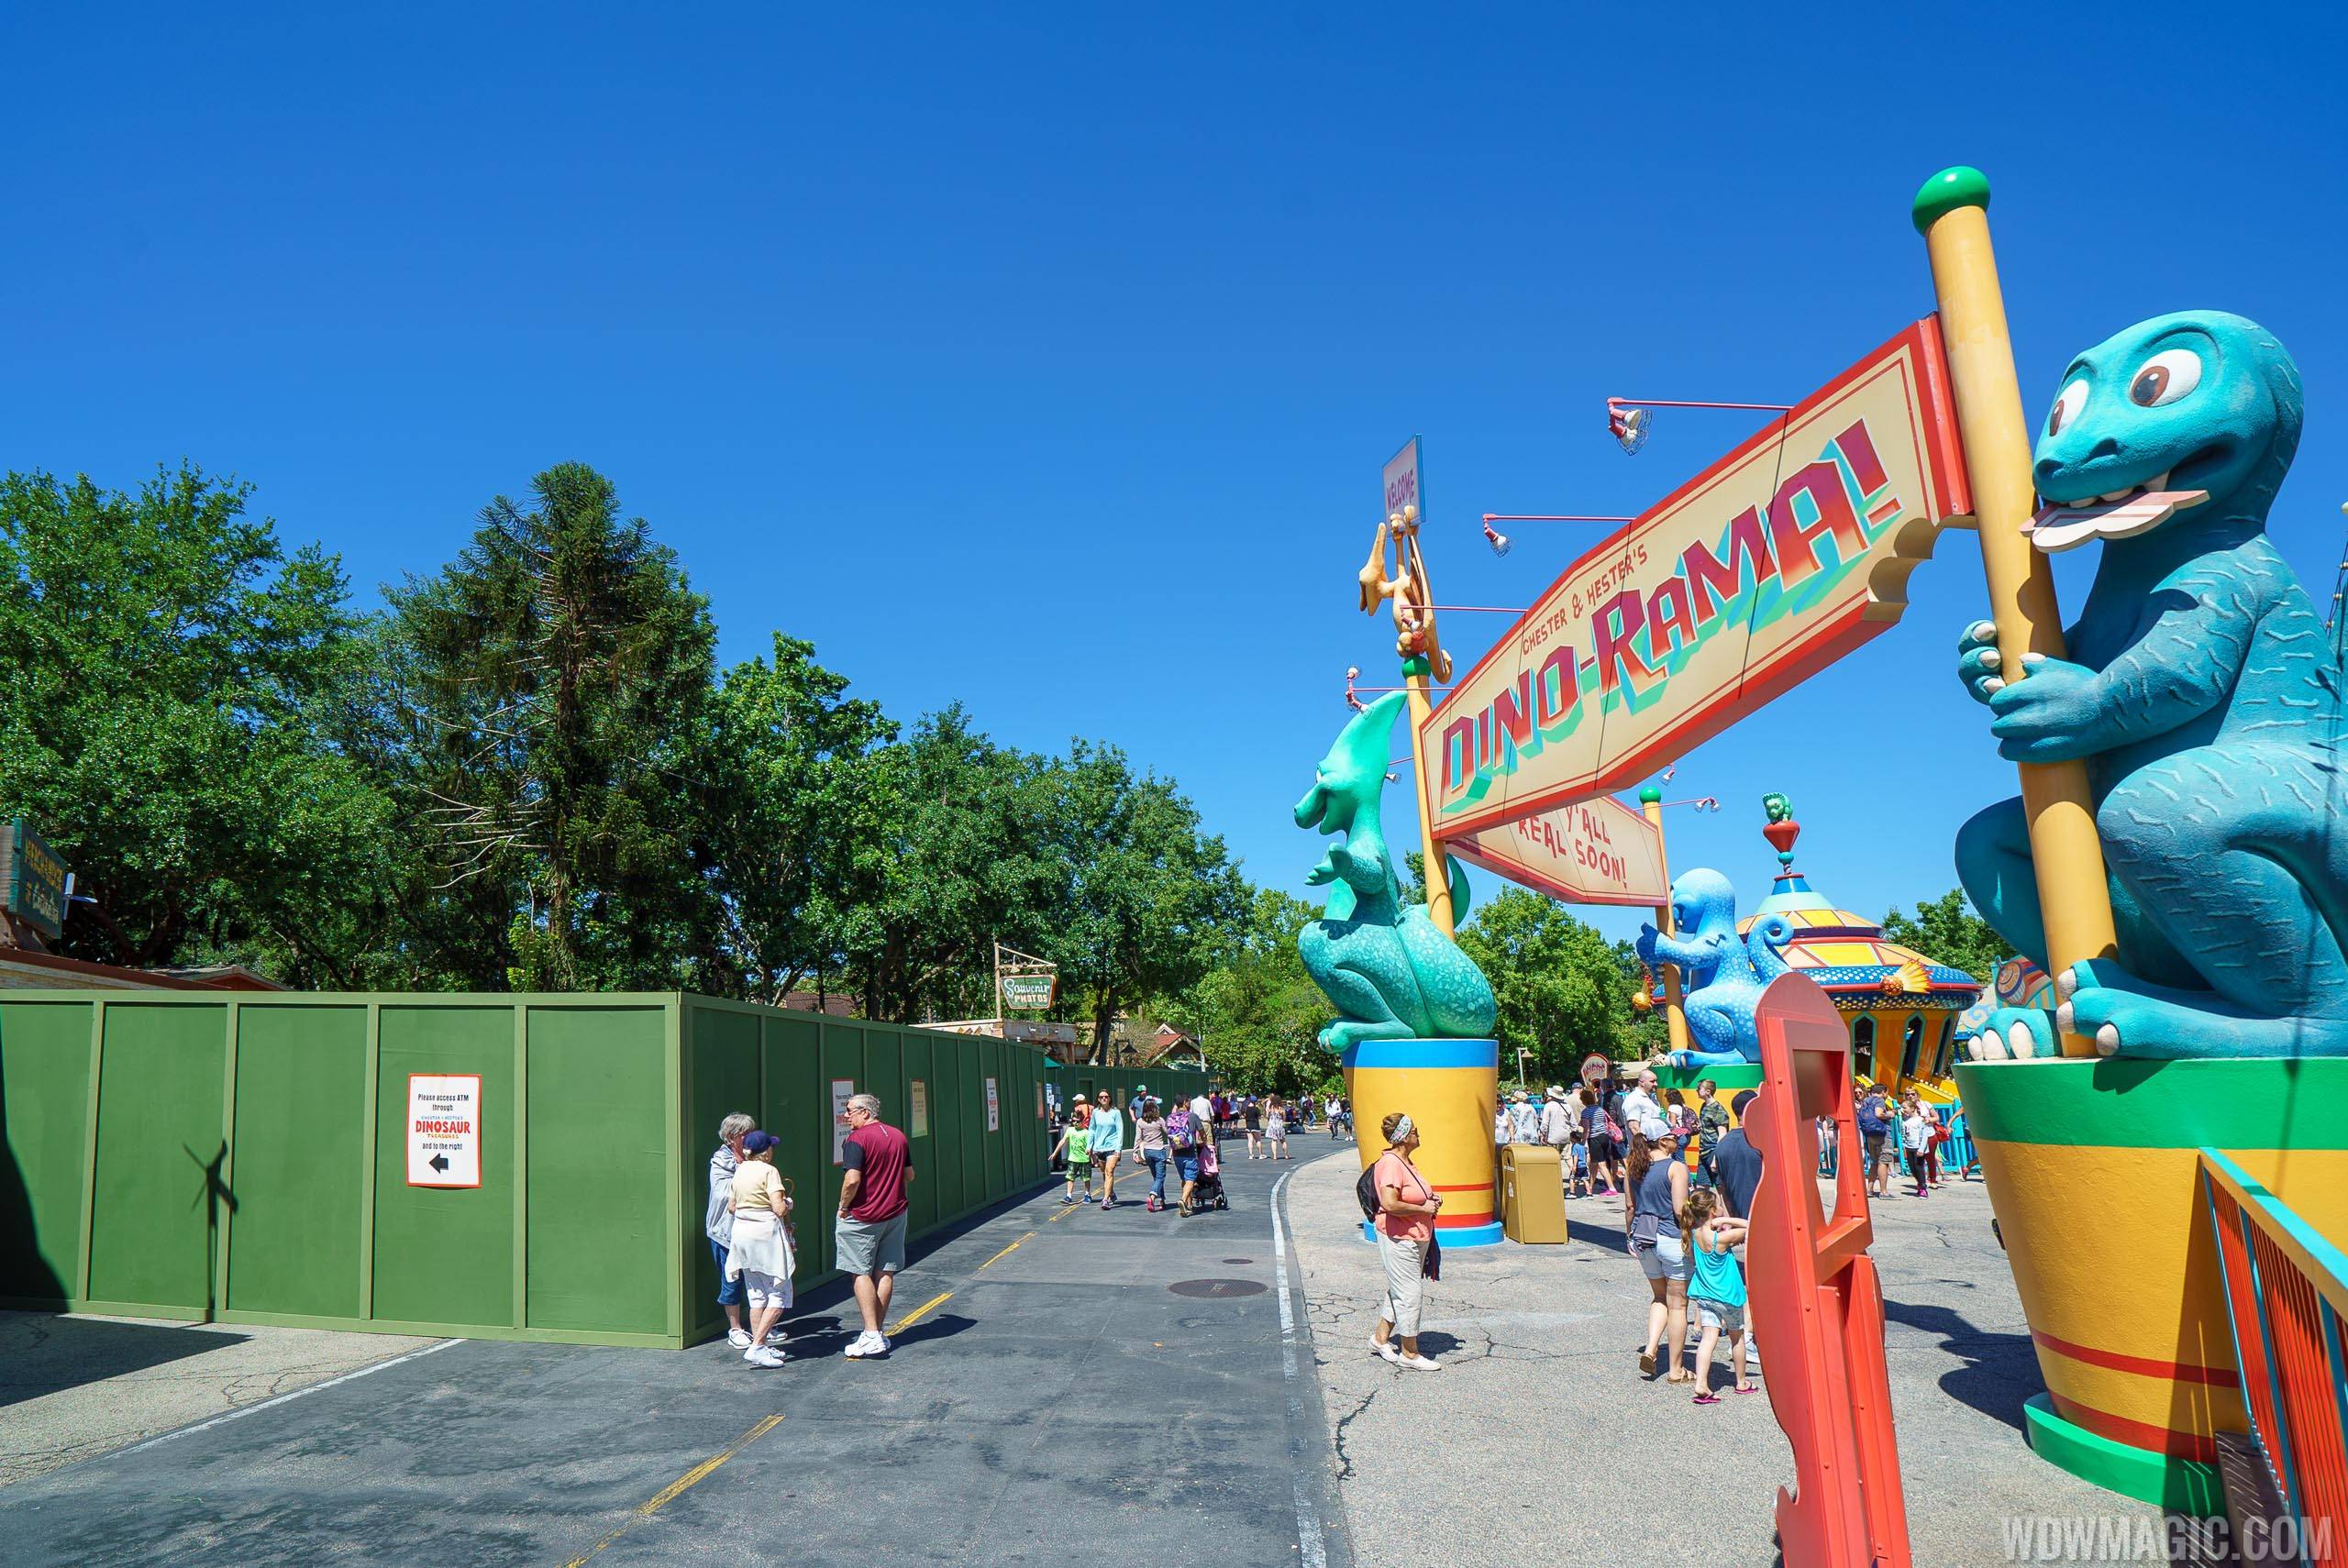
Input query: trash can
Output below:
<box><xmin>1500</xmin><ymin>1144</ymin><xmax>1567</xmax><ymax>1243</ymax></box>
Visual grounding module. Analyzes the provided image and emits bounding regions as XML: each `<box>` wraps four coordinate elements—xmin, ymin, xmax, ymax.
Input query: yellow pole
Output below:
<box><xmin>1638</xmin><ymin>785</ymin><xmax>1690</xmax><ymax>1058</ymax></box>
<box><xmin>1914</xmin><ymin>167</ymin><xmax>2118</xmax><ymax>1055</ymax></box>
<box><xmin>1401</xmin><ymin>652</ymin><xmax>1456</xmax><ymax>934</ymax></box>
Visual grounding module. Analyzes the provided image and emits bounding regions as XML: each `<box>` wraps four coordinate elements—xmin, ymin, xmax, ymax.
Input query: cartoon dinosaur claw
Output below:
<box><xmin>1974</xmin><ymin>1007</ymin><xmax>2056</xmax><ymax>1061</ymax></box>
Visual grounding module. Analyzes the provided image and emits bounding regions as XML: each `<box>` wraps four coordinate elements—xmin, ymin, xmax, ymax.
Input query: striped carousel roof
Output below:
<box><xmin>1734</xmin><ymin>870</ymin><xmax>1982</xmax><ymax>1010</ymax></box>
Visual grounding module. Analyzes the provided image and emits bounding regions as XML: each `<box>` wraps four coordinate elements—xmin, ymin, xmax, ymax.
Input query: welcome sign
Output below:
<box><xmin>1423</xmin><ymin>319</ymin><xmax>1970</xmax><ymax>840</ymax></box>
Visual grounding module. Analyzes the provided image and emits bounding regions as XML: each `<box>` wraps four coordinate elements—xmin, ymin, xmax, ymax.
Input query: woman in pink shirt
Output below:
<box><xmin>1368</xmin><ymin>1112</ymin><xmax>1443</xmax><ymax>1371</ymax></box>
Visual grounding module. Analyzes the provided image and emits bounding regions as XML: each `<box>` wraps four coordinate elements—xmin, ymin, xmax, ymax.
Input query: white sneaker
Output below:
<box><xmin>1397</xmin><ymin>1353</ymin><xmax>1441</xmax><ymax>1371</ymax></box>
<box><xmin>745</xmin><ymin>1345</ymin><xmax>787</xmax><ymax>1367</ymax></box>
<box><xmin>843</xmin><ymin>1330</ymin><xmax>885</xmax><ymax>1358</ymax></box>
<box><xmin>1368</xmin><ymin>1337</ymin><xmax>1401</xmax><ymax>1364</ymax></box>
<box><xmin>764</xmin><ymin>1329</ymin><xmax>787</xmax><ymax>1347</ymax></box>
<box><xmin>727</xmin><ymin>1328</ymin><xmax>752</xmax><ymax>1349</ymax></box>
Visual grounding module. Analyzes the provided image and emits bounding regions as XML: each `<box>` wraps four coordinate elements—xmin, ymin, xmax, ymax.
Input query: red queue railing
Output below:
<box><xmin>2199</xmin><ymin>1148</ymin><xmax>2348</xmax><ymax>1559</ymax></box>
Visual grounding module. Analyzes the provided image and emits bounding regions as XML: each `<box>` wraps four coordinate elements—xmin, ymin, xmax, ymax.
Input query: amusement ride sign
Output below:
<box><xmin>1422</xmin><ymin>320</ymin><xmax>1970</xmax><ymax>842</ymax></box>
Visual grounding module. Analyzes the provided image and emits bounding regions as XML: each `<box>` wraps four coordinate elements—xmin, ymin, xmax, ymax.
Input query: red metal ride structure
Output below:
<box><xmin>1744</xmin><ymin>973</ymin><xmax>1912</xmax><ymax>1567</ymax></box>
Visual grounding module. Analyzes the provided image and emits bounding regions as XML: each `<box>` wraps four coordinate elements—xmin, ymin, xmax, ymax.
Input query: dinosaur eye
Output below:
<box><xmin>2047</xmin><ymin>379</ymin><xmax>2088</xmax><ymax>436</ymax></box>
<box><xmin>2129</xmin><ymin>348</ymin><xmax>2201</xmax><ymax>407</ymax></box>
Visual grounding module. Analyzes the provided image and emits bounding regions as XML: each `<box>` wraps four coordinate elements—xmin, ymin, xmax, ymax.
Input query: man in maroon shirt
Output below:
<box><xmin>836</xmin><ymin>1092</ymin><xmax>914</xmax><ymax>1358</ymax></box>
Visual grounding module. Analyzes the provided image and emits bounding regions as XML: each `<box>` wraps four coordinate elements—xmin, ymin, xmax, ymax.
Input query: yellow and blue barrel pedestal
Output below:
<box><xmin>1957</xmin><ymin>1056</ymin><xmax>2348</xmax><ymax>1515</ymax></box>
<box><xmin>1341</xmin><ymin>1038</ymin><xmax>1504</xmax><ymax>1247</ymax></box>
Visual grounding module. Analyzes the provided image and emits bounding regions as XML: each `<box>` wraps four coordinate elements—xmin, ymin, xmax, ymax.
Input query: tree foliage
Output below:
<box><xmin>0</xmin><ymin>466</ymin><xmax>393</xmax><ymax>981</ymax></box>
<box><xmin>1455</xmin><ymin>887</ymin><xmax>1638</xmax><ymax>1084</ymax></box>
<box><xmin>1881</xmin><ymin>887</ymin><xmax>2005</xmax><ymax>987</ymax></box>
<box><xmin>383</xmin><ymin>463</ymin><xmax>719</xmax><ymax>989</ymax></box>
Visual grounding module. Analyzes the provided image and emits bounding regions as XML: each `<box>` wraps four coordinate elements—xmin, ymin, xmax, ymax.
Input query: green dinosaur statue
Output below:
<box><xmin>1294</xmin><ymin>690</ymin><xmax>1498</xmax><ymax>1050</ymax></box>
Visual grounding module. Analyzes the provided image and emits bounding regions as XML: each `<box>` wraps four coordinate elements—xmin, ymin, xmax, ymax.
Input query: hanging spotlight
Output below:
<box><xmin>1607</xmin><ymin>398</ymin><xmax>1650</xmax><ymax>456</ymax></box>
<box><xmin>1605</xmin><ymin>395</ymin><xmax>1796</xmax><ymax>457</ymax></box>
<box><xmin>1481</xmin><ymin>519</ymin><xmax>1513</xmax><ymax>557</ymax></box>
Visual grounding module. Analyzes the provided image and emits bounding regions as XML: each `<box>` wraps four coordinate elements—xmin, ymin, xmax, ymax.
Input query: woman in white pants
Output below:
<box><xmin>1368</xmin><ymin>1112</ymin><xmax>1443</xmax><ymax>1371</ymax></box>
<box><xmin>725</xmin><ymin>1131</ymin><xmax>796</xmax><ymax>1366</ymax></box>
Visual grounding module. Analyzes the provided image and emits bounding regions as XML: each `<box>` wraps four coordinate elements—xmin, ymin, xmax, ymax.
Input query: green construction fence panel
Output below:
<box><xmin>0</xmin><ymin>998</ymin><xmax>94</xmax><ymax>1306</ymax></box>
<box><xmin>0</xmin><ymin>990</ymin><xmax>1145</xmax><ymax>1347</ymax></box>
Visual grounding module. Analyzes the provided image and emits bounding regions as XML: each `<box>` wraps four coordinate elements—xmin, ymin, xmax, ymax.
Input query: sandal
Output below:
<box><xmin>1734</xmin><ymin>1384</ymin><xmax>1761</xmax><ymax>1394</ymax></box>
<box><xmin>1667</xmin><ymin>1370</ymin><xmax>1696</xmax><ymax>1384</ymax></box>
<box><xmin>1692</xmin><ymin>1392</ymin><xmax>1721</xmax><ymax>1406</ymax></box>
<box><xmin>1638</xmin><ymin>1350</ymin><xmax>1656</xmax><ymax>1376</ymax></box>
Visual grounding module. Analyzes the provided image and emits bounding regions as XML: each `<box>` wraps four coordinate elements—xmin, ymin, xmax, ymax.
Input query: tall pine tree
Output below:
<box><xmin>386</xmin><ymin>463</ymin><xmax>717</xmax><ymax>988</ymax></box>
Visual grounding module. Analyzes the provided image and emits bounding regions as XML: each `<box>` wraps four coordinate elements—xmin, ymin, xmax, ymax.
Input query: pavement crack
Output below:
<box><xmin>1329</xmin><ymin>1387</ymin><xmax>1378</xmax><ymax>1482</ymax></box>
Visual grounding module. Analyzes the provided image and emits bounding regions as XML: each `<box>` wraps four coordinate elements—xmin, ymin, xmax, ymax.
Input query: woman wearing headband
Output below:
<box><xmin>1368</xmin><ymin>1112</ymin><xmax>1443</xmax><ymax>1371</ymax></box>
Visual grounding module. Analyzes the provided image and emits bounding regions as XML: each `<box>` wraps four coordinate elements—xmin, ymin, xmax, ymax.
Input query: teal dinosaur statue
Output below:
<box><xmin>1955</xmin><ymin>310</ymin><xmax>2348</xmax><ymax>1059</ymax></box>
<box><xmin>1294</xmin><ymin>690</ymin><xmax>1497</xmax><ymax>1050</ymax></box>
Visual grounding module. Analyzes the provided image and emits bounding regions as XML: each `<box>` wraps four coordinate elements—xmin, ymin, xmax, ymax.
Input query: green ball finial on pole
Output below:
<box><xmin>1637</xmin><ymin>784</ymin><xmax>1663</xmax><ymax>805</ymax></box>
<box><xmin>1911</xmin><ymin>166</ymin><xmax>1990</xmax><ymax>235</ymax></box>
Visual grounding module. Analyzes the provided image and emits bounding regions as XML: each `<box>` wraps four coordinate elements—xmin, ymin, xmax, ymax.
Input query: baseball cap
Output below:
<box><xmin>1639</xmin><ymin>1118</ymin><xmax>1670</xmax><ymax>1142</ymax></box>
<box><xmin>743</xmin><ymin>1131</ymin><xmax>781</xmax><ymax>1155</ymax></box>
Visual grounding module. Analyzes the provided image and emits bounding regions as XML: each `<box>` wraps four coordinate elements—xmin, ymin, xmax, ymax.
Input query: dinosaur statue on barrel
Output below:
<box><xmin>1637</xmin><ymin>869</ymin><xmax>1796</xmax><ymax>1069</ymax></box>
<box><xmin>1957</xmin><ymin>310</ymin><xmax>2347</xmax><ymax>1060</ymax></box>
<box><xmin>1294</xmin><ymin>690</ymin><xmax>1497</xmax><ymax>1050</ymax></box>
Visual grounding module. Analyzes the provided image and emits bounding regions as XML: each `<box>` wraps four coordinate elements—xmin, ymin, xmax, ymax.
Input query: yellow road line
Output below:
<box><xmin>979</xmin><ymin>1231</ymin><xmax>1036</xmax><ymax>1269</ymax></box>
<box><xmin>561</xmin><ymin>1413</ymin><xmax>783</xmax><ymax>1566</ymax></box>
<box><xmin>887</xmin><ymin>1290</ymin><xmax>953</xmax><ymax>1336</ymax></box>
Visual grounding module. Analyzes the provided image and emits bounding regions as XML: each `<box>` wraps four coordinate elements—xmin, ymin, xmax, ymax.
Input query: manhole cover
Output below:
<box><xmin>1168</xmin><ymin>1278</ymin><xmax>1267</xmax><ymax>1299</ymax></box>
<box><xmin>1221</xmin><ymin>1257</ymin><xmax>1255</xmax><ymax>1264</ymax></box>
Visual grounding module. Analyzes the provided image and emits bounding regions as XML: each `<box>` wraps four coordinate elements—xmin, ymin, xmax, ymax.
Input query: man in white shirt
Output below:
<box><xmin>1623</xmin><ymin>1067</ymin><xmax>1663</xmax><ymax>1131</ymax></box>
<box><xmin>1190</xmin><ymin>1091</ymin><xmax>1215</xmax><ymax>1145</ymax></box>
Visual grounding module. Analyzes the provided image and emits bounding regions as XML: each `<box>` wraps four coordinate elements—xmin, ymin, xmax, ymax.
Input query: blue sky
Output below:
<box><xmin>8</xmin><ymin>5</ymin><xmax>2343</xmax><ymax>945</ymax></box>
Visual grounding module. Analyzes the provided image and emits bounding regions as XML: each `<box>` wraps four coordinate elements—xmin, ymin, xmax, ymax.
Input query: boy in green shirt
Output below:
<box><xmin>1053</xmin><ymin>1106</ymin><xmax>1095</xmax><ymax>1205</ymax></box>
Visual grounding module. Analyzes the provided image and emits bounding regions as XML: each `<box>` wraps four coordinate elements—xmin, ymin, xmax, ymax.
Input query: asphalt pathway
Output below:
<box><xmin>0</xmin><ymin>1141</ymin><xmax>1355</xmax><ymax>1567</ymax></box>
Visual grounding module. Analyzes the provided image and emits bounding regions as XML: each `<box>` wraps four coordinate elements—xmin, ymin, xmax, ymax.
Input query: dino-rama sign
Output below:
<box><xmin>1423</xmin><ymin>319</ymin><xmax>1971</xmax><ymax>839</ymax></box>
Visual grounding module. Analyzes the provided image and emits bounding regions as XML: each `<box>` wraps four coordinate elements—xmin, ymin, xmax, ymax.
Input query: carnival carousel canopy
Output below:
<box><xmin>1735</xmin><ymin>868</ymin><xmax>1981</xmax><ymax>1009</ymax></box>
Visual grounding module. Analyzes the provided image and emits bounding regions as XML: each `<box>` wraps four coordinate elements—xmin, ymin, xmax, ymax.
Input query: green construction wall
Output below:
<box><xmin>0</xmin><ymin>992</ymin><xmax>1162</xmax><ymax>1349</ymax></box>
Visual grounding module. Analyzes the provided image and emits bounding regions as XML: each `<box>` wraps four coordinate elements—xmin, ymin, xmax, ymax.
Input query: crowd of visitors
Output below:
<box><xmin>1455</xmin><ymin>1053</ymin><xmax>1956</xmax><ymax>1397</ymax></box>
<box><xmin>703</xmin><ymin>1090</ymin><xmax>914</xmax><ymax>1369</ymax></box>
<box><xmin>1044</xmin><ymin>1082</ymin><xmax>1295</xmax><ymax>1216</ymax></box>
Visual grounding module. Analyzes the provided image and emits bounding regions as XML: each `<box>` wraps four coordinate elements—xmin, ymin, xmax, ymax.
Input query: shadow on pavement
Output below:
<box><xmin>1881</xmin><ymin>1297</ymin><xmax>2038</xmax><ymax>1435</ymax></box>
<box><xmin>0</xmin><ymin>1314</ymin><xmax>243</xmax><ymax>1409</ymax></box>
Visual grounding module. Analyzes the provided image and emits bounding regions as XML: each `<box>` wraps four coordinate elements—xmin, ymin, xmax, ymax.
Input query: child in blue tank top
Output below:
<box><xmin>1679</xmin><ymin>1187</ymin><xmax>1755</xmax><ymax>1404</ymax></box>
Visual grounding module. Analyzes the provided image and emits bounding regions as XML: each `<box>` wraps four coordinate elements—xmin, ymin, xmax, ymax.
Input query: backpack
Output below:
<box><xmin>1355</xmin><ymin>1161</ymin><xmax>1382</xmax><ymax>1221</ymax></box>
<box><xmin>1167</xmin><ymin>1110</ymin><xmax>1198</xmax><ymax>1150</ymax></box>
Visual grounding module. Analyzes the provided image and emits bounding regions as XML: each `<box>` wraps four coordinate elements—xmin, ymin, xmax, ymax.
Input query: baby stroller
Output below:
<box><xmin>1189</xmin><ymin>1138</ymin><xmax>1229</xmax><ymax>1213</ymax></box>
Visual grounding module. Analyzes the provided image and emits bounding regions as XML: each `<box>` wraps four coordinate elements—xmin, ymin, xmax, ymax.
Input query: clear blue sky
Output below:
<box><xmin>9</xmin><ymin>5</ymin><xmax>2343</xmax><ymax>945</ymax></box>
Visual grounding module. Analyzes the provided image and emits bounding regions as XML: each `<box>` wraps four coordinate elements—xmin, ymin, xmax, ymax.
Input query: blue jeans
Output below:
<box><xmin>711</xmin><ymin>1238</ymin><xmax>743</xmax><ymax>1307</ymax></box>
<box><xmin>1144</xmin><ymin>1149</ymin><xmax>1168</xmax><ymax>1201</ymax></box>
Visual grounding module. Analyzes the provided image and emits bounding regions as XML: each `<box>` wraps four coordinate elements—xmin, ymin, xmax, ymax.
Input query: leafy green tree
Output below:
<box><xmin>1172</xmin><ymin>887</ymin><xmax>1333</xmax><ymax>1095</ymax></box>
<box><xmin>1455</xmin><ymin>887</ymin><xmax>1636</xmax><ymax>1085</ymax></box>
<box><xmin>384</xmin><ymin>463</ymin><xmax>717</xmax><ymax>989</ymax></box>
<box><xmin>1044</xmin><ymin>742</ymin><xmax>1249</xmax><ymax>1060</ymax></box>
<box><xmin>1881</xmin><ymin>888</ymin><xmax>2005</xmax><ymax>986</ymax></box>
<box><xmin>703</xmin><ymin>634</ymin><xmax>896</xmax><ymax>1004</ymax></box>
<box><xmin>825</xmin><ymin>709</ymin><xmax>1050</xmax><ymax>1021</ymax></box>
<box><xmin>0</xmin><ymin>466</ymin><xmax>394</xmax><ymax>980</ymax></box>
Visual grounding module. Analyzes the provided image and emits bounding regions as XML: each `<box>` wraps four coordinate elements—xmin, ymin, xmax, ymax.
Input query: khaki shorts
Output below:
<box><xmin>836</xmin><ymin>1210</ymin><xmax>908</xmax><ymax>1276</ymax></box>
